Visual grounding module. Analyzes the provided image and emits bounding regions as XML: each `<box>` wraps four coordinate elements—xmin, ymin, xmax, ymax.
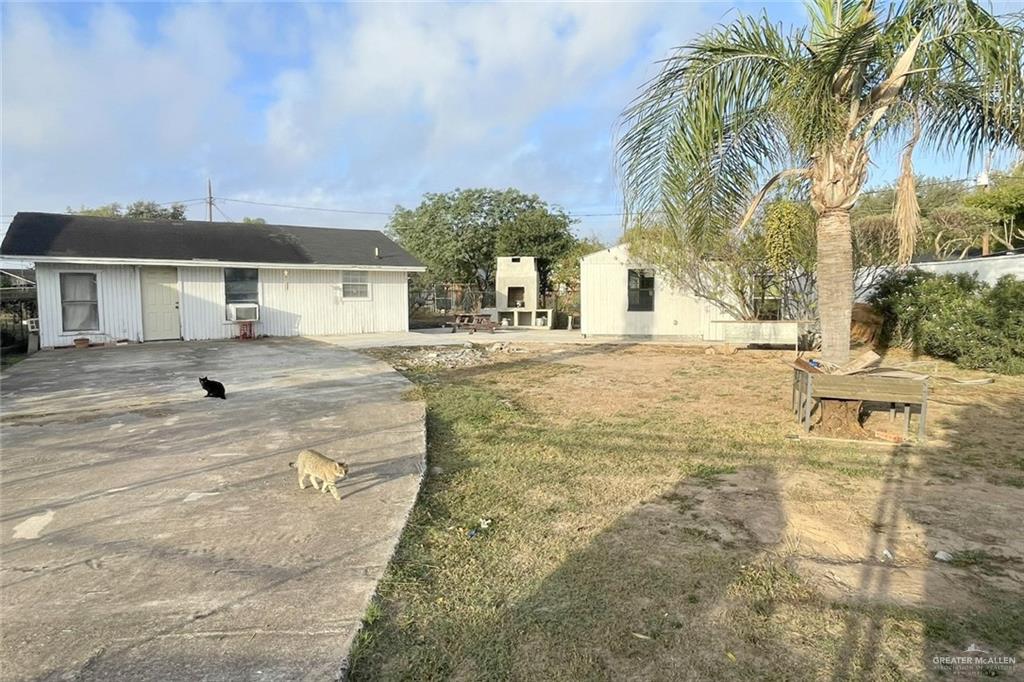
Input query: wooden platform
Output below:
<box><xmin>792</xmin><ymin>369</ymin><xmax>929</xmax><ymax>440</ymax></box>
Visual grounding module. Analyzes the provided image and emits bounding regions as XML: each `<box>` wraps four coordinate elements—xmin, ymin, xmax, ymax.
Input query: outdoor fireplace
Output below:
<box><xmin>507</xmin><ymin>286</ymin><xmax>525</xmax><ymax>308</ymax></box>
<box><xmin>491</xmin><ymin>256</ymin><xmax>553</xmax><ymax>328</ymax></box>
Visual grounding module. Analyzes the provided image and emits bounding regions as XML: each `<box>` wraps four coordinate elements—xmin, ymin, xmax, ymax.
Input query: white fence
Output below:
<box><xmin>910</xmin><ymin>252</ymin><xmax>1023</xmax><ymax>284</ymax></box>
<box><xmin>856</xmin><ymin>252</ymin><xmax>1023</xmax><ymax>302</ymax></box>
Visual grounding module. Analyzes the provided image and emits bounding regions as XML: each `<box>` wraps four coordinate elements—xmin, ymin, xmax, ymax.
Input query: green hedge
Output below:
<box><xmin>870</xmin><ymin>270</ymin><xmax>1024</xmax><ymax>375</ymax></box>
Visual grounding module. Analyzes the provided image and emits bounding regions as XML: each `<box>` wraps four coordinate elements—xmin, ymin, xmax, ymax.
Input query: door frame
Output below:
<box><xmin>139</xmin><ymin>266</ymin><xmax>183</xmax><ymax>341</ymax></box>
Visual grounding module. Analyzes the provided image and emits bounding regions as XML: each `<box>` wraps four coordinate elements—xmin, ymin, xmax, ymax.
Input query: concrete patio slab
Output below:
<box><xmin>0</xmin><ymin>339</ymin><xmax>425</xmax><ymax>681</ymax></box>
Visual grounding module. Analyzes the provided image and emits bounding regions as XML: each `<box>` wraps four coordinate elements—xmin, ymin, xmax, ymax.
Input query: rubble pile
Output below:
<box><xmin>390</xmin><ymin>342</ymin><xmax>527</xmax><ymax>370</ymax></box>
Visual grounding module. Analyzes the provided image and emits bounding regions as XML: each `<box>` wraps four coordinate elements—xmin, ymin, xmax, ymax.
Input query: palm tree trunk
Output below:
<box><xmin>816</xmin><ymin>209</ymin><xmax>854</xmax><ymax>365</ymax></box>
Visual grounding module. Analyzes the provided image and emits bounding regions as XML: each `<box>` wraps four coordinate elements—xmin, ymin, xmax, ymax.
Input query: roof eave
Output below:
<box><xmin>0</xmin><ymin>255</ymin><xmax>426</xmax><ymax>272</ymax></box>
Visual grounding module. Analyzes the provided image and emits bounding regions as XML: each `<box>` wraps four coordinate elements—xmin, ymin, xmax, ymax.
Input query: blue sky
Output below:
<box><xmin>1</xmin><ymin>2</ymin><xmax>1015</xmax><ymax>244</ymax></box>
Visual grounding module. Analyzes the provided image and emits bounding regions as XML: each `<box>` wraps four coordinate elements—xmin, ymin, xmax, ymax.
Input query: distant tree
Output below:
<box><xmin>548</xmin><ymin>237</ymin><xmax>605</xmax><ymax>293</ymax></box>
<box><xmin>851</xmin><ymin>167</ymin><xmax>1023</xmax><ymax>258</ymax></box>
<box><xmin>851</xmin><ymin>176</ymin><xmax>968</xmax><ymax>223</ymax></box>
<box><xmin>923</xmin><ymin>205</ymin><xmax>1001</xmax><ymax>259</ymax></box>
<box><xmin>388</xmin><ymin>188</ymin><xmax>577</xmax><ymax>291</ymax></box>
<box><xmin>963</xmin><ymin>163</ymin><xmax>1024</xmax><ymax>253</ymax></box>
<box><xmin>242</xmin><ymin>216</ymin><xmax>267</xmax><ymax>224</ymax></box>
<box><xmin>69</xmin><ymin>201</ymin><xmax>187</xmax><ymax>220</ymax></box>
<box><xmin>495</xmin><ymin>207</ymin><xmax>576</xmax><ymax>293</ymax></box>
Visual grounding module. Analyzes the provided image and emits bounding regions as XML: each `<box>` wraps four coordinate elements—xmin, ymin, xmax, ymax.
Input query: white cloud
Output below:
<box><xmin>2</xmin><ymin>2</ymin><xmax>721</xmax><ymax>241</ymax></box>
<box><xmin>256</xmin><ymin>2</ymin><xmax>714</xmax><ymax>221</ymax></box>
<box><xmin>286</xmin><ymin>4</ymin><xmax>661</xmax><ymax>147</ymax></box>
<box><xmin>1</xmin><ymin>4</ymin><xmax>248</xmax><ymax>211</ymax></box>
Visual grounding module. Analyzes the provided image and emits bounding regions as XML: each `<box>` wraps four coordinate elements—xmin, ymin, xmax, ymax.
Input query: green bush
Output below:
<box><xmin>871</xmin><ymin>271</ymin><xmax>1024</xmax><ymax>375</ymax></box>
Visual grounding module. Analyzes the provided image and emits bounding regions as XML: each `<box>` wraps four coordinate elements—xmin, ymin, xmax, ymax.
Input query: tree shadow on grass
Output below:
<box><xmin>830</xmin><ymin>383</ymin><xmax>1024</xmax><ymax>680</ymax></box>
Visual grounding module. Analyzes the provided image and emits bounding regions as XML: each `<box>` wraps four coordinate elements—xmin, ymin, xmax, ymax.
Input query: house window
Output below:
<box><xmin>224</xmin><ymin>268</ymin><xmax>259</xmax><ymax>304</ymax></box>
<box><xmin>755</xmin><ymin>297</ymin><xmax>783</xmax><ymax>321</ymax></box>
<box><xmin>60</xmin><ymin>272</ymin><xmax>99</xmax><ymax>331</ymax></box>
<box><xmin>627</xmin><ymin>269</ymin><xmax>655</xmax><ymax>312</ymax></box>
<box><xmin>342</xmin><ymin>271</ymin><xmax>370</xmax><ymax>299</ymax></box>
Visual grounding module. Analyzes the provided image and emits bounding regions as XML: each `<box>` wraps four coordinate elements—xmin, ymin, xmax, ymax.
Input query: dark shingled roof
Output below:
<box><xmin>0</xmin><ymin>212</ymin><xmax>423</xmax><ymax>268</ymax></box>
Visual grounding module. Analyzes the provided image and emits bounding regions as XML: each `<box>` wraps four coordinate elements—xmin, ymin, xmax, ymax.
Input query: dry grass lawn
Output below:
<box><xmin>349</xmin><ymin>343</ymin><xmax>1024</xmax><ymax>681</ymax></box>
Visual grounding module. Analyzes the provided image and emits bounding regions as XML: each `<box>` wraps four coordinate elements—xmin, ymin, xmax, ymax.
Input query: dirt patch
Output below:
<box><xmin>690</xmin><ymin>467</ymin><xmax>1023</xmax><ymax>608</ymax></box>
<box><xmin>816</xmin><ymin>398</ymin><xmax>870</xmax><ymax>439</ymax></box>
<box><xmin>524</xmin><ymin>344</ymin><xmax>785</xmax><ymax>423</ymax></box>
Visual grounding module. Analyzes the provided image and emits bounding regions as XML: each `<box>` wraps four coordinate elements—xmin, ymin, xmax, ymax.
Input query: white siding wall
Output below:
<box><xmin>179</xmin><ymin>266</ymin><xmax>233</xmax><ymax>341</ymax></box>
<box><xmin>580</xmin><ymin>245</ymin><xmax>735</xmax><ymax>340</ymax></box>
<box><xmin>259</xmin><ymin>268</ymin><xmax>409</xmax><ymax>336</ymax></box>
<box><xmin>36</xmin><ymin>263</ymin><xmax>143</xmax><ymax>348</ymax></box>
<box><xmin>35</xmin><ymin>263</ymin><xmax>412</xmax><ymax>345</ymax></box>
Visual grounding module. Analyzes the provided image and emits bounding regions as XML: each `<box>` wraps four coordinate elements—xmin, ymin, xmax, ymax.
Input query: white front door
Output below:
<box><xmin>141</xmin><ymin>267</ymin><xmax>181</xmax><ymax>340</ymax></box>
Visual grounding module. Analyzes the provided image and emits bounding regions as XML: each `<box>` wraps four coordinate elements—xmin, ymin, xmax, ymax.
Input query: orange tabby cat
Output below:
<box><xmin>289</xmin><ymin>449</ymin><xmax>349</xmax><ymax>501</ymax></box>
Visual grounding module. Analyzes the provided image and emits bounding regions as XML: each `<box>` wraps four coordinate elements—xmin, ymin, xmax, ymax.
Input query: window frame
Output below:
<box><xmin>59</xmin><ymin>271</ymin><xmax>100</xmax><ymax>333</ymax></box>
<box><xmin>627</xmin><ymin>268</ymin><xmax>655</xmax><ymax>312</ymax></box>
<box><xmin>224</xmin><ymin>268</ymin><xmax>260</xmax><ymax>306</ymax></box>
<box><xmin>340</xmin><ymin>270</ymin><xmax>371</xmax><ymax>300</ymax></box>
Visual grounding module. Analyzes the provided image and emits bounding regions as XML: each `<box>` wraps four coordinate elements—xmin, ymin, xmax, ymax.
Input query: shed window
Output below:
<box><xmin>224</xmin><ymin>268</ymin><xmax>259</xmax><ymax>304</ymax></box>
<box><xmin>342</xmin><ymin>271</ymin><xmax>370</xmax><ymax>299</ymax></box>
<box><xmin>60</xmin><ymin>272</ymin><xmax>99</xmax><ymax>331</ymax></box>
<box><xmin>627</xmin><ymin>269</ymin><xmax>655</xmax><ymax>312</ymax></box>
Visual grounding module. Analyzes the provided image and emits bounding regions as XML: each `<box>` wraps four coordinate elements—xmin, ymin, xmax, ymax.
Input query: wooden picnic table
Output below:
<box><xmin>451</xmin><ymin>314</ymin><xmax>497</xmax><ymax>334</ymax></box>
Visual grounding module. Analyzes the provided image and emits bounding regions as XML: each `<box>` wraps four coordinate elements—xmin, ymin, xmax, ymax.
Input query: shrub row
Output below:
<box><xmin>870</xmin><ymin>270</ymin><xmax>1024</xmax><ymax>375</ymax></box>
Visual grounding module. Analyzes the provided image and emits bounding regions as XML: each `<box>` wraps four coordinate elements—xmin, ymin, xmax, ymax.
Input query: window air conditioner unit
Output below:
<box><xmin>227</xmin><ymin>303</ymin><xmax>259</xmax><ymax>321</ymax></box>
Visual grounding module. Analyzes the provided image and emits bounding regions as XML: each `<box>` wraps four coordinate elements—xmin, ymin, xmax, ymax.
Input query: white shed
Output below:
<box><xmin>0</xmin><ymin>212</ymin><xmax>425</xmax><ymax>348</ymax></box>
<box><xmin>579</xmin><ymin>244</ymin><xmax>735</xmax><ymax>340</ymax></box>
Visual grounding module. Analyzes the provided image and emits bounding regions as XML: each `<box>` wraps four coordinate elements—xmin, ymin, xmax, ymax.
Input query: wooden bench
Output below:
<box><xmin>792</xmin><ymin>370</ymin><xmax>929</xmax><ymax>440</ymax></box>
<box><xmin>452</xmin><ymin>314</ymin><xmax>497</xmax><ymax>334</ymax></box>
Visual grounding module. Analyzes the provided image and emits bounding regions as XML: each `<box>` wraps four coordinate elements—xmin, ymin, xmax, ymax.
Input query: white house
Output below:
<box><xmin>580</xmin><ymin>244</ymin><xmax>737</xmax><ymax>340</ymax></box>
<box><xmin>0</xmin><ymin>212</ymin><xmax>425</xmax><ymax>348</ymax></box>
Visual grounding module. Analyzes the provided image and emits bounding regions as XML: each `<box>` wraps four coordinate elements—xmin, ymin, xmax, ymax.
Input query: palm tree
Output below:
<box><xmin>618</xmin><ymin>0</ymin><xmax>1024</xmax><ymax>364</ymax></box>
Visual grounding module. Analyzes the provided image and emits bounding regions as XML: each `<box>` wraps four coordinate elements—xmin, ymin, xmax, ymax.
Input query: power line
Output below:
<box><xmin>213</xmin><ymin>203</ymin><xmax>235</xmax><ymax>223</ymax></box>
<box><xmin>213</xmin><ymin>176</ymin><xmax>1021</xmax><ymax>219</ymax></box>
<box><xmin>218</xmin><ymin>196</ymin><xmax>637</xmax><ymax>218</ymax></box>
<box><xmin>157</xmin><ymin>197</ymin><xmax>206</xmax><ymax>206</ymax></box>
<box><xmin>1</xmin><ymin>174</ymin><xmax>1019</xmax><ymax>226</ymax></box>
<box><xmin>216</xmin><ymin>197</ymin><xmax>393</xmax><ymax>216</ymax></box>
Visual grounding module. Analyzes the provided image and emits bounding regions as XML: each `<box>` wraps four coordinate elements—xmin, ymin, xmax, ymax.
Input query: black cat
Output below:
<box><xmin>199</xmin><ymin>376</ymin><xmax>227</xmax><ymax>400</ymax></box>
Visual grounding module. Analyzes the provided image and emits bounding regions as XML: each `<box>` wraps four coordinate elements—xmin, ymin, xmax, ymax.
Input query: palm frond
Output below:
<box><xmin>805</xmin><ymin>0</ymin><xmax>875</xmax><ymax>41</ymax></box>
<box><xmin>894</xmin><ymin>109</ymin><xmax>922</xmax><ymax>263</ymax></box>
<box><xmin>879</xmin><ymin>0</ymin><xmax>1024</xmax><ymax>164</ymax></box>
<box><xmin>618</xmin><ymin>14</ymin><xmax>801</xmax><ymax>247</ymax></box>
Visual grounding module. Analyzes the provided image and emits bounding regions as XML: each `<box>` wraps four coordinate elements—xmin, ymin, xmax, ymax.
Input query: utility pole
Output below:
<box><xmin>981</xmin><ymin>152</ymin><xmax>993</xmax><ymax>256</ymax></box>
<box><xmin>207</xmin><ymin>179</ymin><xmax>213</xmax><ymax>223</ymax></box>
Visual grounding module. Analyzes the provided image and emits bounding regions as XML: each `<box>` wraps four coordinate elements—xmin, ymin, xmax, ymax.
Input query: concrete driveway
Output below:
<box><xmin>0</xmin><ymin>339</ymin><xmax>425</xmax><ymax>681</ymax></box>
